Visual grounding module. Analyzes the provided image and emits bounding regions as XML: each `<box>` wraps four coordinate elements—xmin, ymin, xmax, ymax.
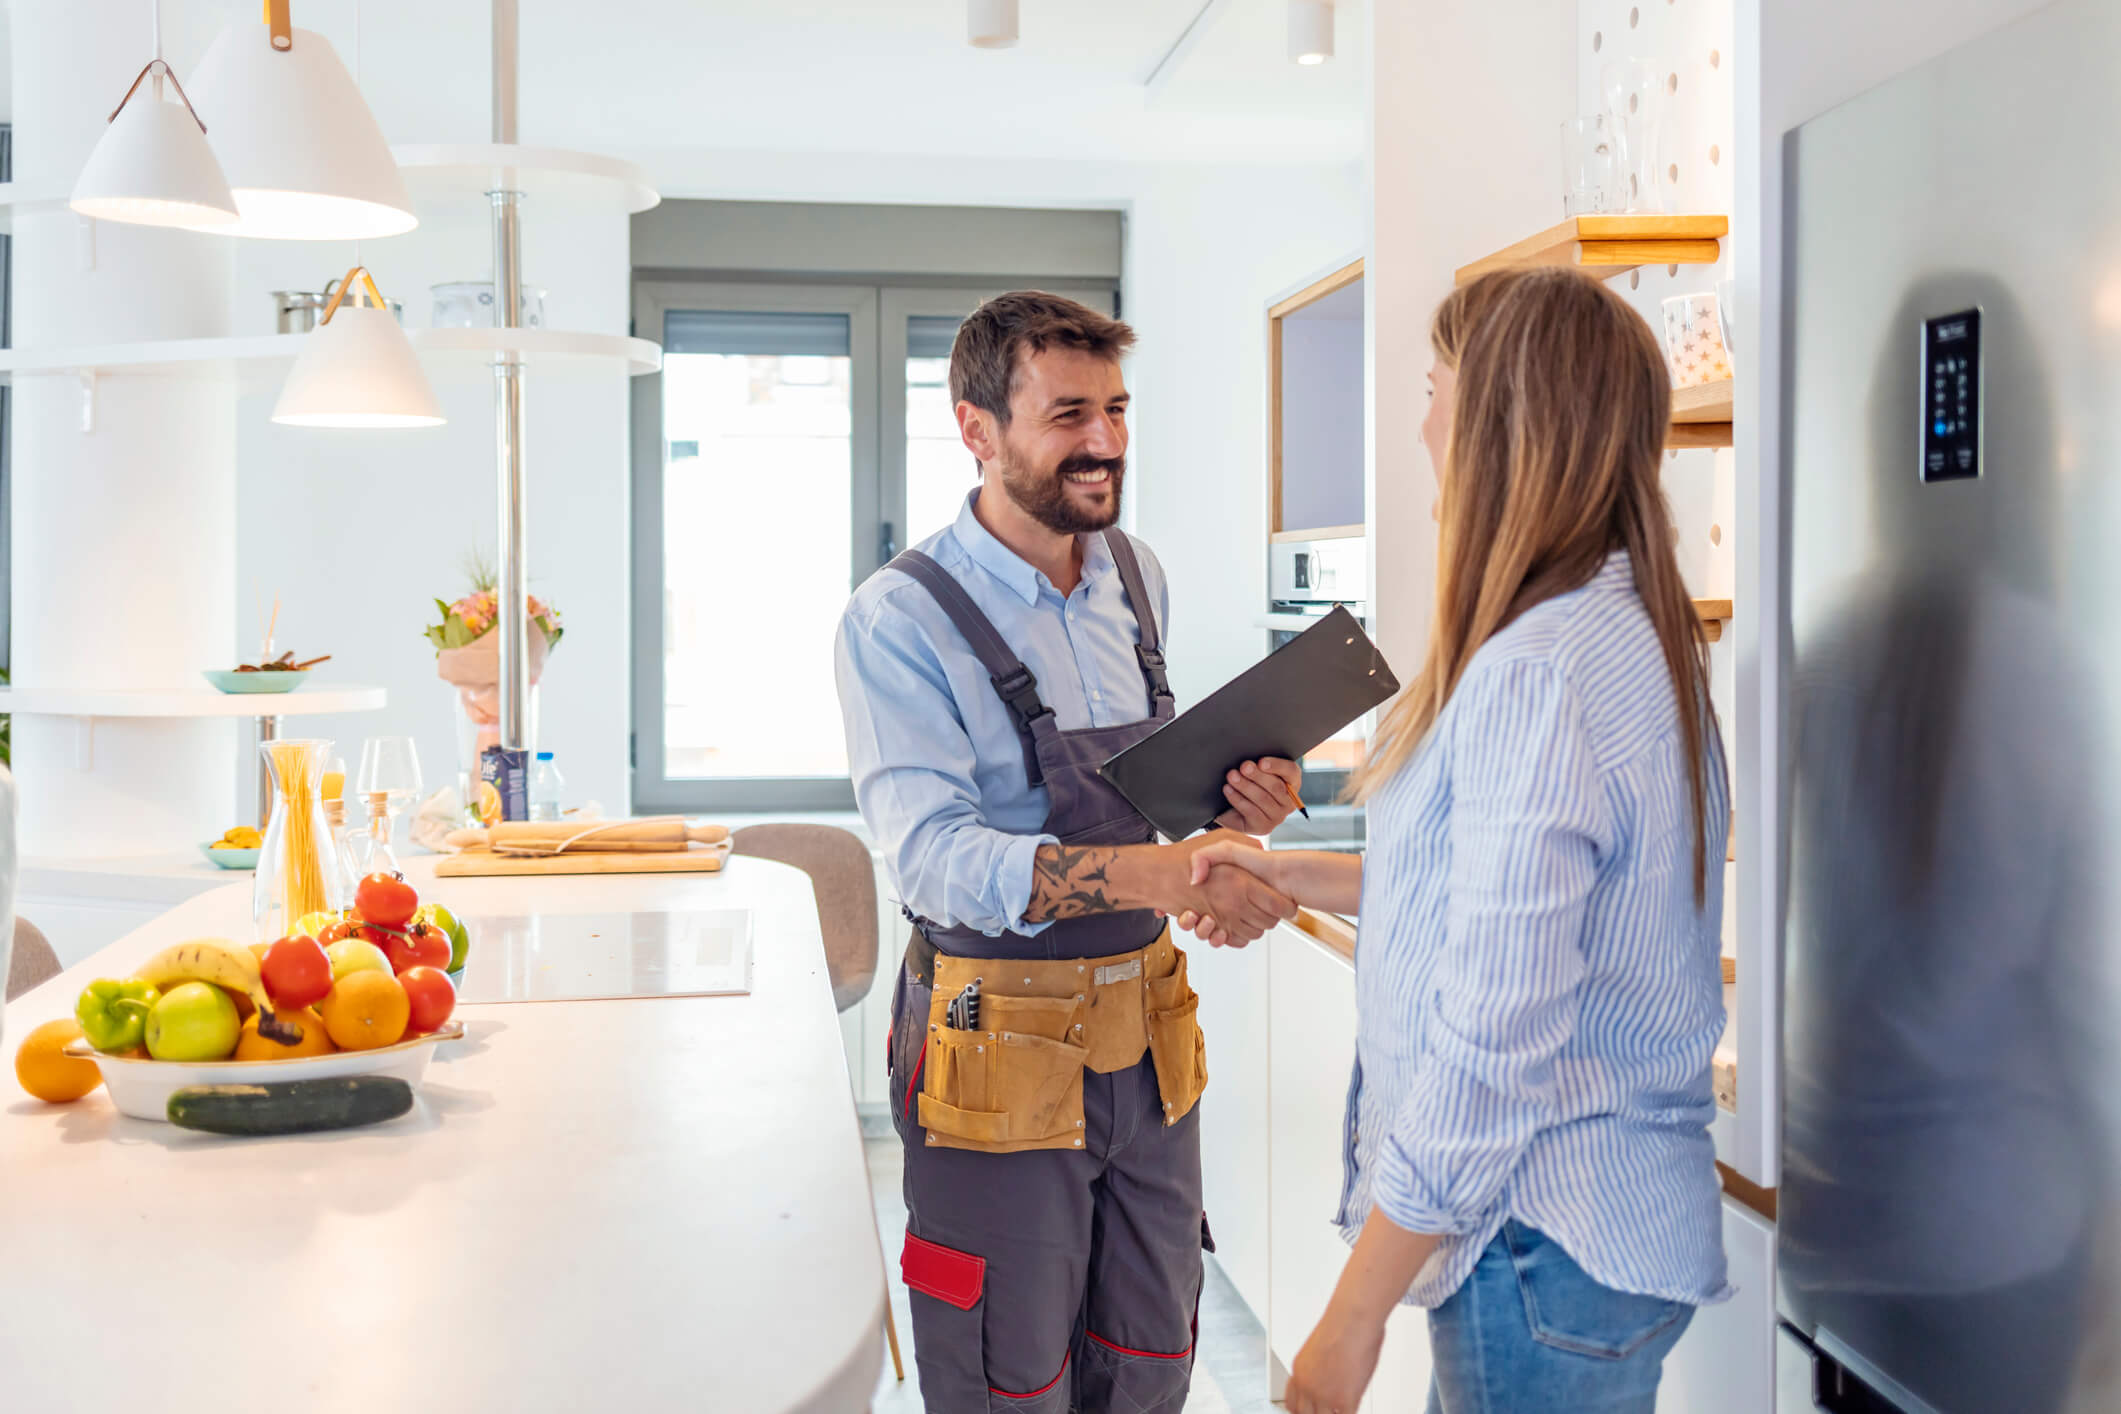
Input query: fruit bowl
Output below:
<box><xmin>64</xmin><ymin>1019</ymin><xmax>465</xmax><ymax>1123</ymax></box>
<box><xmin>201</xmin><ymin>844</ymin><xmax>260</xmax><ymax>870</ymax></box>
<box><xmin>201</xmin><ymin>668</ymin><xmax>309</xmax><ymax>694</ymax></box>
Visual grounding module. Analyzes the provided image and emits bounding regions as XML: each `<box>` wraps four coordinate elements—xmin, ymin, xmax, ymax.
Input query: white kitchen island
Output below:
<box><xmin>0</xmin><ymin>856</ymin><xmax>884</xmax><ymax>1413</ymax></box>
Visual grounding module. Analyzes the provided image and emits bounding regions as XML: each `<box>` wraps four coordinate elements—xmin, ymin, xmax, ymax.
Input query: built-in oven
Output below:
<box><xmin>1260</xmin><ymin>533</ymin><xmax>1371</xmax><ymax>845</ymax></box>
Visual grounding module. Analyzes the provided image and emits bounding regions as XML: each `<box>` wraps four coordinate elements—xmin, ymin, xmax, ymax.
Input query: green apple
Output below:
<box><xmin>414</xmin><ymin>903</ymin><xmax>470</xmax><ymax>973</ymax></box>
<box><xmin>325</xmin><ymin>938</ymin><xmax>391</xmax><ymax>982</ymax></box>
<box><xmin>145</xmin><ymin>981</ymin><xmax>241</xmax><ymax>1062</ymax></box>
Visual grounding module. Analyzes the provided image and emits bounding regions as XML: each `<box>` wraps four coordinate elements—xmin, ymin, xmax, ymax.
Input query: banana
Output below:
<box><xmin>133</xmin><ymin>938</ymin><xmax>303</xmax><ymax>1045</ymax></box>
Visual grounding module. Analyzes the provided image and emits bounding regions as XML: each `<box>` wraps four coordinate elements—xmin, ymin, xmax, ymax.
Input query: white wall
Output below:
<box><xmin>1125</xmin><ymin>164</ymin><xmax>1366</xmax><ymax>704</ymax></box>
<box><xmin>1368</xmin><ymin>2</ymin><xmax>1574</xmax><ymax>677</ymax></box>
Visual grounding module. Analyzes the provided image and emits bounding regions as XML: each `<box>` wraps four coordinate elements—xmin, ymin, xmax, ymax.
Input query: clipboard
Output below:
<box><xmin>1098</xmin><ymin>605</ymin><xmax>1399</xmax><ymax>839</ymax></box>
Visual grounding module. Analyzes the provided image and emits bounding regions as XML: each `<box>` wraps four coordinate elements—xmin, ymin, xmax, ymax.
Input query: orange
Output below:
<box><xmin>14</xmin><ymin>1019</ymin><xmax>102</xmax><ymax>1103</ymax></box>
<box><xmin>233</xmin><ymin>1007</ymin><xmax>336</xmax><ymax>1061</ymax></box>
<box><xmin>319</xmin><ymin>971</ymin><xmax>409</xmax><ymax>1051</ymax></box>
<box><xmin>220</xmin><ymin>982</ymin><xmax>256</xmax><ymax>1023</ymax></box>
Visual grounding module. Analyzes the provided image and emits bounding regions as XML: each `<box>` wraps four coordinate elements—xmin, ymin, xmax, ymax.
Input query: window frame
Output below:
<box><xmin>630</xmin><ymin>277</ymin><xmax>1118</xmax><ymax>814</ymax></box>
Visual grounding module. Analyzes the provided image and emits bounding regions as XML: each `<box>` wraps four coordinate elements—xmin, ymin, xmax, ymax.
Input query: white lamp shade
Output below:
<box><xmin>189</xmin><ymin>23</ymin><xmax>416</xmax><ymax>241</ymax></box>
<box><xmin>70</xmin><ymin>85</ymin><xmax>240</xmax><ymax>231</ymax></box>
<box><xmin>1288</xmin><ymin>0</ymin><xmax>1334</xmax><ymax>64</ymax></box>
<box><xmin>968</xmin><ymin>0</ymin><xmax>1019</xmax><ymax>48</ymax></box>
<box><xmin>273</xmin><ymin>305</ymin><xmax>445</xmax><ymax>428</ymax></box>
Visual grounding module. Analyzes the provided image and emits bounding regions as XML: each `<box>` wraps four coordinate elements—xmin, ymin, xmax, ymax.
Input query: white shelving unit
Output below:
<box><xmin>0</xmin><ymin>329</ymin><xmax>661</xmax><ymax>381</ymax></box>
<box><xmin>391</xmin><ymin>144</ymin><xmax>661</xmax><ymax>213</ymax></box>
<box><xmin>0</xmin><ymin>685</ymin><xmax>386</xmax><ymax>717</ymax></box>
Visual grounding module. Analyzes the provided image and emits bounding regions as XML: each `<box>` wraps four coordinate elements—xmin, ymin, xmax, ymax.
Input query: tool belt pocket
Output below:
<box><xmin>1144</xmin><ymin>948</ymin><xmax>1208</xmax><ymax>1126</ymax></box>
<box><xmin>919</xmin><ymin>992</ymin><xmax>1090</xmax><ymax>1154</ymax></box>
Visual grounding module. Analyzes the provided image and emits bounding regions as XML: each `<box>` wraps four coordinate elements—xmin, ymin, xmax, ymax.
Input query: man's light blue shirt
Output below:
<box><xmin>834</xmin><ymin>490</ymin><xmax>1170</xmax><ymax>936</ymax></box>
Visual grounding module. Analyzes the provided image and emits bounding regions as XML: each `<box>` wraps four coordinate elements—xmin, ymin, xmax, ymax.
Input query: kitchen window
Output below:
<box><xmin>631</xmin><ymin>278</ymin><xmax>1119</xmax><ymax>812</ymax></box>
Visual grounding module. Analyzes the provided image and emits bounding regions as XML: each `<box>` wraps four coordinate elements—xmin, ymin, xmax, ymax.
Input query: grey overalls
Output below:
<box><xmin>884</xmin><ymin>529</ymin><xmax>1212</xmax><ymax>1413</ymax></box>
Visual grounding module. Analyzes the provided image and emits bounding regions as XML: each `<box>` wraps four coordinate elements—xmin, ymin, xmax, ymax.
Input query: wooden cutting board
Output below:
<box><xmin>436</xmin><ymin>844</ymin><xmax>731</xmax><ymax>878</ymax></box>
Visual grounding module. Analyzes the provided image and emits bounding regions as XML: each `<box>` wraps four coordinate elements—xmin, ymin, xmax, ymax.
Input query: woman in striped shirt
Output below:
<box><xmin>1191</xmin><ymin>266</ymin><xmax>1730</xmax><ymax>1412</ymax></box>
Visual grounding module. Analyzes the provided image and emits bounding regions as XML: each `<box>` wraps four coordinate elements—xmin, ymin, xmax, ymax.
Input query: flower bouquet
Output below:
<box><xmin>426</xmin><ymin>553</ymin><xmax>563</xmax><ymax>780</ymax></box>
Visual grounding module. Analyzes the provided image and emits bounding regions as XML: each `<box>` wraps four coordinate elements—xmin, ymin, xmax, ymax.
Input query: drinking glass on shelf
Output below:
<box><xmin>1560</xmin><ymin>115</ymin><xmax>1617</xmax><ymax>217</ymax></box>
<box><xmin>1601</xmin><ymin>58</ymin><xmax>1667</xmax><ymax>214</ymax></box>
<box><xmin>356</xmin><ymin>736</ymin><xmax>424</xmax><ymax>872</ymax></box>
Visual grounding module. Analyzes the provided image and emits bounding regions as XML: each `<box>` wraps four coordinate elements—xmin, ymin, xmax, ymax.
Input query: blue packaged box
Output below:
<box><xmin>480</xmin><ymin>746</ymin><xmax>530</xmax><ymax>823</ymax></box>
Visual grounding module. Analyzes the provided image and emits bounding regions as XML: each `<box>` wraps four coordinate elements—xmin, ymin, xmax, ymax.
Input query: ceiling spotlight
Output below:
<box><xmin>1288</xmin><ymin>0</ymin><xmax>1334</xmax><ymax>65</ymax></box>
<box><xmin>968</xmin><ymin>0</ymin><xmax>1019</xmax><ymax>49</ymax></box>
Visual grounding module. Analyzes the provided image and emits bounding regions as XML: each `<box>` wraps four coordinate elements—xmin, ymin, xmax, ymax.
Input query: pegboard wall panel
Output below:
<box><xmin>1579</xmin><ymin>0</ymin><xmax>1738</xmax><ymax>948</ymax></box>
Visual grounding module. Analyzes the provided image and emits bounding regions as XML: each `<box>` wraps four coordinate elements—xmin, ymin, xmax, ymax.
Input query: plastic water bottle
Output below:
<box><xmin>529</xmin><ymin>752</ymin><xmax>564</xmax><ymax>822</ymax></box>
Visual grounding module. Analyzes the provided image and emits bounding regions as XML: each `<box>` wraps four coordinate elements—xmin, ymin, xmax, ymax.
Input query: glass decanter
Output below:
<box><xmin>356</xmin><ymin>735</ymin><xmax>424</xmax><ymax>873</ymax></box>
<box><xmin>254</xmin><ymin>738</ymin><xmax>351</xmax><ymax>942</ymax></box>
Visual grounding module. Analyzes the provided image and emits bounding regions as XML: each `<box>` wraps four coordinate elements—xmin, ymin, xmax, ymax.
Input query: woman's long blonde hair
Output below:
<box><xmin>1351</xmin><ymin>266</ymin><xmax>1722</xmax><ymax>903</ymax></box>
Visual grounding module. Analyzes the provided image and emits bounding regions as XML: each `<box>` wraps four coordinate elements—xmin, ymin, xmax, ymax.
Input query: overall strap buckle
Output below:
<box><xmin>991</xmin><ymin>664</ymin><xmax>1057</xmax><ymax>734</ymax></box>
<box><xmin>1135</xmin><ymin>644</ymin><xmax>1174</xmax><ymax>708</ymax></box>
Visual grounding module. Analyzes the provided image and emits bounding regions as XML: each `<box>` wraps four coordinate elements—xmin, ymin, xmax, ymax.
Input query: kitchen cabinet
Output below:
<box><xmin>1265</xmin><ymin>921</ymin><xmax>1435</xmax><ymax>1408</ymax></box>
<box><xmin>1659</xmin><ymin>1197</ymin><xmax>1777</xmax><ymax>1414</ymax></box>
<box><xmin>1190</xmin><ymin>921</ymin><xmax>1274</xmax><ymax>1320</ymax></box>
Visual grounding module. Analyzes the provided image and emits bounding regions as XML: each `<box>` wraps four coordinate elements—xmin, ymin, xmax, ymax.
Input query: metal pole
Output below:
<box><xmin>490</xmin><ymin>0</ymin><xmax>529</xmax><ymax>752</ymax></box>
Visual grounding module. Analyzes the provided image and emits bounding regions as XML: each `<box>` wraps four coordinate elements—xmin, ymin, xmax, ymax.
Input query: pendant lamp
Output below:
<box><xmin>273</xmin><ymin>268</ymin><xmax>444</xmax><ymax>428</ymax></box>
<box><xmin>69</xmin><ymin>2</ymin><xmax>239</xmax><ymax>231</ymax></box>
<box><xmin>188</xmin><ymin>0</ymin><xmax>416</xmax><ymax>241</ymax></box>
<box><xmin>1288</xmin><ymin>0</ymin><xmax>1334</xmax><ymax>65</ymax></box>
<box><xmin>968</xmin><ymin>0</ymin><xmax>1019</xmax><ymax>49</ymax></box>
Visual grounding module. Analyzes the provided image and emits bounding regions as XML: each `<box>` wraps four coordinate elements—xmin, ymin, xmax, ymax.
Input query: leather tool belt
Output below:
<box><xmin>916</xmin><ymin>928</ymin><xmax>1209</xmax><ymax>1154</ymax></box>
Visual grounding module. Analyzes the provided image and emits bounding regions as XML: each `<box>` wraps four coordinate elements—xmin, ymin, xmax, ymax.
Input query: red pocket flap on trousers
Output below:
<box><xmin>902</xmin><ymin>1232</ymin><xmax>985</xmax><ymax>1311</ymax></box>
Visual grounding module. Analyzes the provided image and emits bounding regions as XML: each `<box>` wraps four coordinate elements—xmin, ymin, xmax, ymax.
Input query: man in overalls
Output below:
<box><xmin>835</xmin><ymin>291</ymin><xmax>1302</xmax><ymax>1412</ymax></box>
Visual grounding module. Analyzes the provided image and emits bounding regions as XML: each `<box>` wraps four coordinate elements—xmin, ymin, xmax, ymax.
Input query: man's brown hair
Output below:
<box><xmin>949</xmin><ymin>291</ymin><xmax>1136</xmax><ymax>424</ymax></box>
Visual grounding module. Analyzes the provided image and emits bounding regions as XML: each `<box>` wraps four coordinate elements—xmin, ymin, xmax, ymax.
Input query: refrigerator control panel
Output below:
<box><xmin>1921</xmin><ymin>308</ymin><xmax>1982</xmax><ymax>482</ymax></box>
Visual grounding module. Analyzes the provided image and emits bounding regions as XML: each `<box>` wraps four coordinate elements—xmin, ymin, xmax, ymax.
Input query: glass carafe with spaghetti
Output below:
<box><xmin>254</xmin><ymin>738</ymin><xmax>351</xmax><ymax>942</ymax></box>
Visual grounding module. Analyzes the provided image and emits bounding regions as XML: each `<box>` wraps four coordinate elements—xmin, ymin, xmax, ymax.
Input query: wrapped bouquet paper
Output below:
<box><xmin>426</xmin><ymin>557</ymin><xmax>564</xmax><ymax>800</ymax></box>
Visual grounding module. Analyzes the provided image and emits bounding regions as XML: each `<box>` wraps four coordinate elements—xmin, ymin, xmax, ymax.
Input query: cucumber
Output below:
<box><xmin>167</xmin><ymin>1076</ymin><xmax>414</xmax><ymax>1135</ymax></box>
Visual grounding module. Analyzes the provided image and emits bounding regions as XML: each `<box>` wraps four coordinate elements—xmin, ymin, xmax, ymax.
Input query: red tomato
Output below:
<box><xmin>261</xmin><ymin>935</ymin><xmax>334</xmax><ymax>1009</ymax></box>
<box><xmin>317</xmin><ymin>920</ymin><xmax>358</xmax><ymax>946</ymax></box>
<box><xmin>355</xmin><ymin>872</ymin><xmax>419</xmax><ymax>930</ymax></box>
<box><xmin>377</xmin><ymin>923</ymin><xmax>450</xmax><ymax>975</ymax></box>
<box><xmin>403</xmin><ymin>923</ymin><xmax>452</xmax><ymax>973</ymax></box>
<box><xmin>399</xmin><ymin>966</ymin><xmax>456</xmax><ymax>1036</ymax></box>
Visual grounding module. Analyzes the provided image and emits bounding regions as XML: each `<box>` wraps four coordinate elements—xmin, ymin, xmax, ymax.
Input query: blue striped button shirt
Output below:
<box><xmin>1338</xmin><ymin>551</ymin><xmax>1732</xmax><ymax>1308</ymax></box>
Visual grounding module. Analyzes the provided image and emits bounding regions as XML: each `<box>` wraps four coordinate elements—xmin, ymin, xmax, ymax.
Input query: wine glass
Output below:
<box><xmin>356</xmin><ymin>736</ymin><xmax>424</xmax><ymax>870</ymax></box>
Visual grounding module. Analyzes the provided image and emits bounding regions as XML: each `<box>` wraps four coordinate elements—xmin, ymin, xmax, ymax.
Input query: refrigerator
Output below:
<box><xmin>1777</xmin><ymin>1</ymin><xmax>2121</xmax><ymax>1410</ymax></box>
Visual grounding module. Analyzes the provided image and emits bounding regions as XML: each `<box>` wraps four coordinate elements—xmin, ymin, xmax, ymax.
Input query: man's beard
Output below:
<box><xmin>998</xmin><ymin>449</ymin><xmax>1127</xmax><ymax>535</ymax></box>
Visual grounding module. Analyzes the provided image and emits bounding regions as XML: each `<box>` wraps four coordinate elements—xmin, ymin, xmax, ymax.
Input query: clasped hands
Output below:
<box><xmin>1164</xmin><ymin>832</ymin><xmax>1295</xmax><ymax>947</ymax></box>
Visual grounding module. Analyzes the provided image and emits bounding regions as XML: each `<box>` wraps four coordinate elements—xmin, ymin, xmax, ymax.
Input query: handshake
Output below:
<box><xmin>1152</xmin><ymin>833</ymin><xmax>1300</xmax><ymax>948</ymax></box>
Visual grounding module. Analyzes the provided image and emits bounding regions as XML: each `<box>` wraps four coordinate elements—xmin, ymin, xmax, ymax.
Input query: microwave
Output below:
<box><xmin>1270</xmin><ymin>533</ymin><xmax>1367</xmax><ymax>618</ymax></box>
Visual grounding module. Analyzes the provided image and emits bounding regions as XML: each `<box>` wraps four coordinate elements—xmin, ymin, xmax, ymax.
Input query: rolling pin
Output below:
<box><xmin>445</xmin><ymin>818</ymin><xmax>732</xmax><ymax>854</ymax></box>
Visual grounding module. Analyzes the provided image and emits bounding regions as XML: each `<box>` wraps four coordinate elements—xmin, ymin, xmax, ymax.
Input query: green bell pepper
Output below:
<box><xmin>77</xmin><ymin>978</ymin><xmax>160</xmax><ymax>1053</ymax></box>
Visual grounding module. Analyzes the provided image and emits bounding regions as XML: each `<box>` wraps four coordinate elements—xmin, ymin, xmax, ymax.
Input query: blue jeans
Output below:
<box><xmin>1423</xmin><ymin>1221</ymin><xmax>1694</xmax><ymax>1414</ymax></box>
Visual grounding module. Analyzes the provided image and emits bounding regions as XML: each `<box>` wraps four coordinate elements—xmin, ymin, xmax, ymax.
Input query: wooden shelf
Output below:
<box><xmin>1455</xmin><ymin>214</ymin><xmax>1728</xmax><ymax>286</ymax></box>
<box><xmin>1694</xmin><ymin>598</ymin><xmax>1732</xmax><ymax>643</ymax></box>
<box><xmin>1667</xmin><ymin>378</ymin><xmax>1734</xmax><ymax>449</ymax></box>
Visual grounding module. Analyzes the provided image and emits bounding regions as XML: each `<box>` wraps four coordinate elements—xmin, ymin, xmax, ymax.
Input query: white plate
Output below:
<box><xmin>66</xmin><ymin>1020</ymin><xmax>464</xmax><ymax>1122</ymax></box>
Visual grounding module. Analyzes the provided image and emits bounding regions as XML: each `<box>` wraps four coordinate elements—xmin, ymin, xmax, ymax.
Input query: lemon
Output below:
<box><xmin>293</xmin><ymin>910</ymin><xmax>342</xmax><ymax>939</ymax></box>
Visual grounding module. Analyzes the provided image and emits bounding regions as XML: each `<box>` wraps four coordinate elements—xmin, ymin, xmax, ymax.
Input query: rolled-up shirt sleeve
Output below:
<box><xmin>1372</xmin><ymin>659</ymin><xmax>1605</xmax><ymax>1236</ymax></box>
<box><xmin>835</xmin><ymin>595</ymin><xmax>1056</xmax><ymax>936</ymax></box>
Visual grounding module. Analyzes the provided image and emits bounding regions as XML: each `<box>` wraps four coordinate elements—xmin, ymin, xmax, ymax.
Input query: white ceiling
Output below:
<box><xmin>204</xmin><ymin>0</ymin><xmax>1369</xmax><ymax>168</ymax></box>
<box><xmin>511</xmin><ymin>0</ymin><xmax>1365</xmax><ymax>163</ymax></box>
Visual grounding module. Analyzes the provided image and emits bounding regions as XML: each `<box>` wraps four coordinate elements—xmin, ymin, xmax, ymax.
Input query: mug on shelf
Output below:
<box><xmin>1662</xmin><ymin>293</ymin><xmax>1733</xmax><ymax>388</ymax></box>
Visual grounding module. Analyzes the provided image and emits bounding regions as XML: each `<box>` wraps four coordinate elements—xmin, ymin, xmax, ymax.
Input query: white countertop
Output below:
<box><xmin>0</xmin><ymin>856</ymin><xmax>884</xmax><ymax>1414</ymax></box>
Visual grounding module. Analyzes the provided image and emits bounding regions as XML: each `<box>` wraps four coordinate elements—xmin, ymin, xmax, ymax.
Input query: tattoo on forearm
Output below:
<box><xmin>1026</xmin><ymin>843</ymin><xmax>1121</xmax><ymax>920</ymax></box>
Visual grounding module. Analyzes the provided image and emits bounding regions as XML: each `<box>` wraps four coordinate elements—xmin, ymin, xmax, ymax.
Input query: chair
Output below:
<box><xmin>729</xmin><ymin>823</ymin><xmax>901</xmax><ymax>1382</ymax></box>
<box><xmin>6</xmin><ymin>918</ymin><xmax>60</xmax><ymax>1002</ymax></box>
